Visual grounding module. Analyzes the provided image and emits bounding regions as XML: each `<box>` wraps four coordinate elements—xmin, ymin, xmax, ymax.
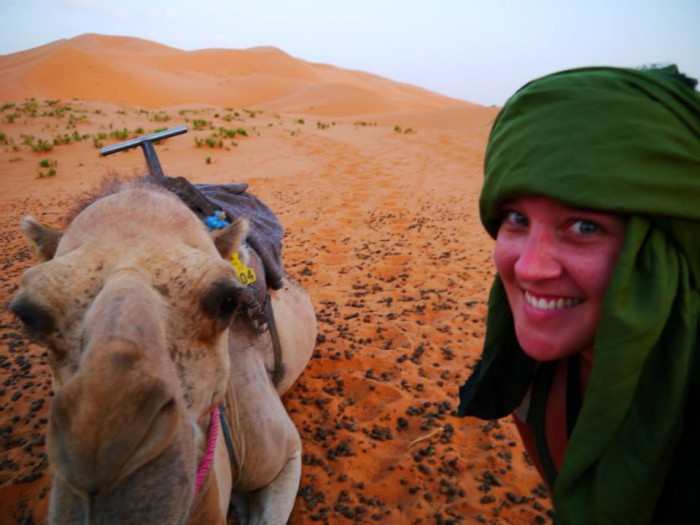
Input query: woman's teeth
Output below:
<box><xmin>525</xmin><ymin>291</ymin><xmax>582</xmax><ymax>310</ymax></box>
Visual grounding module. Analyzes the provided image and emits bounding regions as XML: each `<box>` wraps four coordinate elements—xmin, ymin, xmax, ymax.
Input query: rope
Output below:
<box><xmin>194</xmin><ymin>406</ymin><xmax>220</xmax><ymax>494</ymax></box>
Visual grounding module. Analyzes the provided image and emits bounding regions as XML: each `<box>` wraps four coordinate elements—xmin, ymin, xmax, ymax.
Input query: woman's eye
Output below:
<box><xmin>571</xmin><ymin>219</ymin><xmax>600</xmax><ymax>235</ymax></box>
<box><xmin>503</xmin><ymin>210</ymin><xmax>528</xmax><ymax>227</ymax></box>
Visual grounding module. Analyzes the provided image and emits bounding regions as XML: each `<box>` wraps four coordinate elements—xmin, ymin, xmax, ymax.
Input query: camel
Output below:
<box><xmin>9</xmin><ymin>182</ymin><xmax>317</xmax><ymax>524</ymax></box>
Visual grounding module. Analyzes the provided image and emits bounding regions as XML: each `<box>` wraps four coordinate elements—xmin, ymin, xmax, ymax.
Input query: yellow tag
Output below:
<box><xmin>230</xmin><ymin>252</ymin><xmax>257</xmax><ymax>285</ymax></box>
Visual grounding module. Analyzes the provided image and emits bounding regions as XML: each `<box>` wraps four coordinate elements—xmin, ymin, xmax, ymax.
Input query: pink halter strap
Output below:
<box><xmin>194</xmin><ymin>406</ymin><xmax>220</xmax><ymax>494</ymax></box>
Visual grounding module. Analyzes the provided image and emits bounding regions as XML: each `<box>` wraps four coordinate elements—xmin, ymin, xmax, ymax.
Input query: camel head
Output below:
<box><xmin>9</xmin><ymin>183</ymin><xmax>251</xmax><ymax>523</ymax></box>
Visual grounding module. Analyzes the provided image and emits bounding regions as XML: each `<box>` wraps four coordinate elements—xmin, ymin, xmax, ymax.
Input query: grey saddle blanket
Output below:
<box><xmin>196</xmin><ymin>182</ymin><xmax>284</xmax><ymax>290</ymax></box>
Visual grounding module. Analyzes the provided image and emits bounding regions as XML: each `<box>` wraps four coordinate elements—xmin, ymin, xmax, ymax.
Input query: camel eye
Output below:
<box><xmin>219</xmin><ymin>293</ymin><xmax>238</xmax><ymax>317</ymax></box>
<box><xmin>9</xmin><ymin>297</ymin><xmax>54</xmax><ymax>337</ymax></box>
<box><xmin>202</xmin><ymin>280</ymin><xmax>242</xmax><ymax>323</ymax></box>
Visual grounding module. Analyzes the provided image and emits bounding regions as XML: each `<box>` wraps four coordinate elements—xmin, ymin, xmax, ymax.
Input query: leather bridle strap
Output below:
<box><xmin>264</xmin><ymin>296</ymin><xmax>284</xmax><ymax>387</ymax></box>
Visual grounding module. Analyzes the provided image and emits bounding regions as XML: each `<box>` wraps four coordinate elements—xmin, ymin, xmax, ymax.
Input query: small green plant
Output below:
<box><xmin>216</xmin><ymin>127</ymin><xmax>247</xmax><ymax>138</ymax></box>
<box><xmin>20</xmin><ymin>99</ymin><xmax>39</xmax><ymax>117</ymax></box>
<box><xmin>37</xmin><ymin>158</ymin><xmax>57</xmax><ymax>178</ymax></box>
<box><xmin>53</xmin><ymin>134</ymin><xmax>71</xmax><ymax>145</ymax></box>
<box><xmin>32</xmin><ymin>138</ymin><xmax>53</xmax><ymax>153</ymax></box>
<box><xmin>152</xmin><ymin>112</ymin><xmax>171</xmax><ymax>122</ymax></box>
<box><xmin>205</xmin><ymin>136</ymin><xmax>221</xmax><ymax>148</ymax></box>
<box><xmin>293</xmin><ymin>118</ymin><xmax>305</xmax><ymax>125</ymax></box>
<box><xmin>110</xmin><ymin>128</ymin><xmax>129</xmax><ymax>140</ymax></box>
<box><xmin>206</xmin><ymin>156</ymin><xmax>212</xmax><ymax>165</ymax></box>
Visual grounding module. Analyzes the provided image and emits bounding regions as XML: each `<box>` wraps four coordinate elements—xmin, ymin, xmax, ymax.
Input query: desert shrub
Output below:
<box><xmin>217</xmin><ymin>127</ymin><xmax>247</xmax><ymax>138</ymax></box>
<box><xmin>37</xmin><ymin>168</ymin><xmax>57</xmax><ymax>179</ymax></box>
<box><xmin>110</xmin><ymin>128</ymin><xmax>129</xmax><ymax>140</ymax></box>
<box><xmin>204</xmin><ymin>136</ymin><xmax>220</xmax><ymax>148</ymax></box>
<box><xmin>152</xmin><ymin>112</ymin><xmax>171</xmax><ymax>122</ymax></box>
<box><xmin>72</xmin><ymin>130</ymin><xmax>89</xmax><ymax>142</ymax></box>
<box><xmin>32</xmin><ymin>138</ymin><xmax>53</xmax><ymax>153</ymax></box>
<box><xmin>20</xmin><ymin>99</ymin><xmax>38</xmax><ymax>117</ymax></box>
<box><xmin>53</xmin><ymin>134</ymin><xmax>71</xmax><ymax>146</ymax></box>
<box><xmin>44</xmin><ymin>105</ymin><xmax>71</xmax><ymax>118</ymax></box>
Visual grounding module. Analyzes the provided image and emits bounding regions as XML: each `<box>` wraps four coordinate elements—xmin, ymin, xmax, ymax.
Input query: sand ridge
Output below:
<box><xmin>1</xmin><ymin>33</ymin><xmax>475</xmax><ymax>114</ymax></box>
<box><xmin>0</xmin><ymin>35</ymin><xmax>551</xmax><ymax>524</ymax></box>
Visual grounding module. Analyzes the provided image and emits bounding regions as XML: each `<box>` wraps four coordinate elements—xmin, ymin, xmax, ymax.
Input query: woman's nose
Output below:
<box><xmin>514</xmin><ymin>229</ymin><xmax>562</xmax><ymax>281</ymax></box>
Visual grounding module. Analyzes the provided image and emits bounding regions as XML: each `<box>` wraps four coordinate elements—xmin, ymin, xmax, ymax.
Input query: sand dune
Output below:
<box><xmin>1</xmin><ymin>33</ymin><xmax>472</xmax><ymax>115</ymax></box>
<box><xmin>0</xmin><ymin>35</ymin><xmax>551</xmax><ymax>524</ymax></box>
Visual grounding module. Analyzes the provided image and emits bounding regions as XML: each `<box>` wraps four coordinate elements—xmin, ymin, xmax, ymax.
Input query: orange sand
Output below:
<box><xmin>0</xmin><ymin>34</ymin><xmax>551</xmax><ymax>524</ymax></box>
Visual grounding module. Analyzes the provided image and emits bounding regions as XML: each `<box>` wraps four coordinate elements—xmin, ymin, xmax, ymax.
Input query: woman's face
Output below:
<box><xmin>494</xmin><ymin>196</ymin><xmax>627</xmax><ymax>362</ymax></box>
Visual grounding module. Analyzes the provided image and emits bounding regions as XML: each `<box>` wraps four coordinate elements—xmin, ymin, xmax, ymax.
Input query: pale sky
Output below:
<box><xmin>1</xmin><ymin>0</ymin><xmax>698</xmax><ymax>106</ymax></box>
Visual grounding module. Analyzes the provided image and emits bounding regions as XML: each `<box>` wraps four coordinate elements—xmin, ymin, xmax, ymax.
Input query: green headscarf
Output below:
<box><xmin>458</xmin><ymin>65</ymin><xmax>700</xmax><ymax>524</ymax></box>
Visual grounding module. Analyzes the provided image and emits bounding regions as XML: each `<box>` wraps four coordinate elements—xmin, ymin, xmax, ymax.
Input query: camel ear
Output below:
<box><xmin>211</xmin><ymin>217</ymin><xmax>249</xmax><ymax>260</ymax></box>
<box><xmin>20</xmin><ymin>216</ymin><xmax>63</xmax><ymax>261</ymax></box>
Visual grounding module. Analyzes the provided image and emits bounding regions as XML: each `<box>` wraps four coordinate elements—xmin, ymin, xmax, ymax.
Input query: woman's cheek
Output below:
<box><xmin>493</xmin><ymin>234</ymin><xmax>516</xmax><ymax>280</ymax></box>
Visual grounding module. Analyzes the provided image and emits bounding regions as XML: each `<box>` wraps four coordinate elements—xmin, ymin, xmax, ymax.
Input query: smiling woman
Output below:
<box><xmin>494</xmin><ymin>196</ymin><xmax>627</xmax><ymax>363</ymax></box>
<box><xmin>457</xmin><ymin>65</ymin><xmax>700</xmax><ymax>523</ymax></box>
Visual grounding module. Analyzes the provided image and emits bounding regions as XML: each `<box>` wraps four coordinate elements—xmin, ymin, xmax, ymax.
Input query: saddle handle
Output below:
<box><xmin>99</xmin><ymin>125</ymin><xmax>188</xmax><ymax>181</ymax></box>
